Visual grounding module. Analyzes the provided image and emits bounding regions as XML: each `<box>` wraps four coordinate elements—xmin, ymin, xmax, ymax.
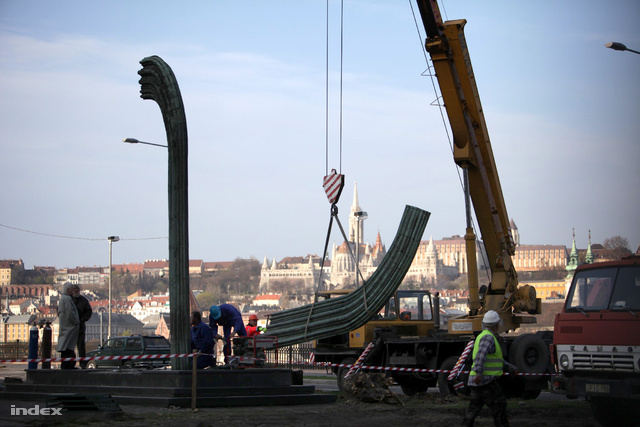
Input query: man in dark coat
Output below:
<box><xmin>190</xmin><ymin>311</ymin><xmax>214</xmax><ymax>369</ymax></box>
<box><xmin>72</xmin><ymin>285</ymin><xmax>92</xmax><ymax>369</ymax></box>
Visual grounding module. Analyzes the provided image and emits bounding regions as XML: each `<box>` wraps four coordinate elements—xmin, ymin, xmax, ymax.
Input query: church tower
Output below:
<box><xmin>349</xmin><ymin>182</ymin><xmax>364</xmax><ymax>245</ymax></box>
<box><xmin>585</xmin><ymin>230</ymin><xmax>594</xmax><ymax>264</ymax></box>
<box><xmin>565</xmin><ymin>229</ymin><xmax>579</xmax><ymax>279</ymax></box>
<box><xmin>510</xmin><ymin>219</ymin><xmax>520</xmax><ymax>246</ymax></box>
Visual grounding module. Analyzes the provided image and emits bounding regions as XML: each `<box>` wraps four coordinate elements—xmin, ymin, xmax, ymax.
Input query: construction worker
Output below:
<box><xmin>190</xmin><ymin>311</ymin><xmax>214</xmax><ymax>369</ymax></box>
<box><xmin>245</xmin><ymin>314</ymin><xmax>265</xmax><ymax>337</ymax></box>
<box><xmin>209</xmin><ymin>304</ymin><xmax>247</xmax><ymax>356</ymax></box>
<box><xmin>462</xmin><ymin>310</ymin><xmax>518</xmax><ymax>427</ymax></box>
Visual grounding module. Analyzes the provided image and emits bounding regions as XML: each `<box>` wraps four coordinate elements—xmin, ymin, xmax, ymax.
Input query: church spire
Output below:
<box><xmin>352</xmin><ymin>181</ymin><xmax>361</xmax><ymax>211</ymax></box>
<box><xmin>585</xmin><ymin>229</ymin><xmax>594</xmax><ymax>264</ymax></box>
<box><xmin>565</xmin><ymin>228</ymin><xmax>579</xmax><ymax>278</ymax></box>
<box><xmin>509</xmin><ymin>218</ymin><xmax>520</xmax><ymax>246</ymax></box>
<box><xmin>375</xmin><ymin>231</ymin><xmax>383</xmax><ymax>251</ymax></box>
<box><xmin>349</xmin><ymin>181</ymin><xmax>364</xmax><ymax>244</ymax></box>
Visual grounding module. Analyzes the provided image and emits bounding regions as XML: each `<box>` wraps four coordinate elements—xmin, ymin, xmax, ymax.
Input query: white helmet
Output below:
<box><xmin>482</xmin><ymin>310</ymin><xmax>500</xmax><ymax>325</ymax></box>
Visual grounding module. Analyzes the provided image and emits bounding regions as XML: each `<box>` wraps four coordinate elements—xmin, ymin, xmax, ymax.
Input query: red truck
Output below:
<box><xmin>551</xmin><ymin>254</ymin><xmax>640</xmax><ymax>426</ymax></box>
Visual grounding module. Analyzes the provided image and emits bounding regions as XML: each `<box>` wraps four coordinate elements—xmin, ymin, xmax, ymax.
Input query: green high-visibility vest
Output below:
<box><xmin>470</xmin><ymin>329</ymin><xmax>503</xmax><ymax>377</ymax></box>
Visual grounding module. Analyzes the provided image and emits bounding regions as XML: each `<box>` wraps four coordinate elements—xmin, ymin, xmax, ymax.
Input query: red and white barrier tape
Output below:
<box><xmin>0</xmin><ymin>353</ymin><xmax>197</xmax><ymax>364</ymax></box>
<box><xmin>447</xmin><ymin>340</ymin><xmax>474</xmax><ymax>381</ymax></box>
<box><xmin>320</xmin><ymin>362</ymin><xmax>550</xmax><ymax>376</ymax></box>
<box><xmin>344</xmin><ymin>341</ymin><xmax>375</xmax><ymax>379</ymax></box>
<box><xmin>0</xmin><ymin>354</ymin><xmax>550</xmax><ymax>377</ymax></box>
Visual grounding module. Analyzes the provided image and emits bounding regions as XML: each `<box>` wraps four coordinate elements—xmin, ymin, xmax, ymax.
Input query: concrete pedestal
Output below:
<box><xmin>1</xmin><ymin>368</ymin><xmax>336</xmax><ymax>408</ymax></box>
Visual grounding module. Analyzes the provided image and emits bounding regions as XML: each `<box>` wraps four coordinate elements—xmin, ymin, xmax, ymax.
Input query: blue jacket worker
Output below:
<box><xmin>190</xmin><ymin>311</ymin><xmax>214</xmax><ymax>369</ymax></box>
<box><xmin>209</xmin><ymin>304</ymin><xmax>247</xmax><ymax>356</ymax></box>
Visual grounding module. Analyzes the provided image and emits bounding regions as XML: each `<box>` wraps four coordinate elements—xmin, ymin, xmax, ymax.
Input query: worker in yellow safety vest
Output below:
<box><xmin>462</xmin><ymin>310</ymin><xmax>518</xmax><ymax>427</ymax></box>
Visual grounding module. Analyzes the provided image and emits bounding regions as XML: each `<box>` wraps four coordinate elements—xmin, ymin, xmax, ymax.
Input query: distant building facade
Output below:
<box><xmin>510</xmin><ymin>221</ymin><xmax>567</xmax><ymax>272</ymax></box>
<box><xmin>406</xmin><ymin>237</ymin><xmax>460</xmax><ymax>286</ymax></box>
<box><xmin>0</xmin><ymin>259</ymin><xmax>24</xmax><ymax>286</ymax></box>
<box><xmin>0</xmin><ymin>314</ymin><xmax>37</xmax><ymax>342</ymax></box>
<box><xmin>258</xmin><ymin>255</ymin><xmax>329</xmax><ymax>294</ymax></box>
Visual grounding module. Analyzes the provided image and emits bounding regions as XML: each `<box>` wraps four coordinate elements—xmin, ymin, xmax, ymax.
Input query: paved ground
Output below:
<box><xmin>0</xmin><ymin>363</ymin><xmax>599</xmax><ymax>427</ymax></box>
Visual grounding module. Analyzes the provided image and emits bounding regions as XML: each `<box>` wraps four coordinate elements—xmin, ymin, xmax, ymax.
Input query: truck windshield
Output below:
<box><xmin>566</xmin><ymin>266</ymin><xmax>640</xmax><ymax>311</ymax></box>
<box><xmin>396</xmin><ymin>294</ymin><xmax>433</xmax><ymax>320</ymax></box>
<box><xmin>609</xmin><ymin>266</ymin><xmax>640</xmax><ymax>311</ymax></box>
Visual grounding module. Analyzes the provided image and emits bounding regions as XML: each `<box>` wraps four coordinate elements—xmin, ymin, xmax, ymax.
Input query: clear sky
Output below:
<box><xmin>1</xmin><ymin>0</ymin><xmax>638</xmax><ymax>269</ymax></box>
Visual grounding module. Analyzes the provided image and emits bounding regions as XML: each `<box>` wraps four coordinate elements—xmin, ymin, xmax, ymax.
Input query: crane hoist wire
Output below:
<box><xmin>307</xmin><ymin>0</ymin><xmax>371</xmax><ymax>340</ymax></box>
<box><xmin>325</xmin><ymin>0</ymin><xmax>345</xmax><ymax>177</ymax></box>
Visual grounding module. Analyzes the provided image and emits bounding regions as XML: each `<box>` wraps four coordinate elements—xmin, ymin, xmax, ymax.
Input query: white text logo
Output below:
<box><xmin>11</xmin><ymin>405</ymin><xmax>63</xmax><ymax>416</ymax></box>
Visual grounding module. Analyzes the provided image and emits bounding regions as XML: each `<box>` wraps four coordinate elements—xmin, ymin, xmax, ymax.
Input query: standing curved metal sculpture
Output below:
<box><xmin>137</xmin><ymin>55</ymin><xmax>190</xmax><ymax>369</ymax></box>
<box><xmin>266</xmin><ymin>205</ymin><xmax>430</xmax><ymax>346</ymax></box>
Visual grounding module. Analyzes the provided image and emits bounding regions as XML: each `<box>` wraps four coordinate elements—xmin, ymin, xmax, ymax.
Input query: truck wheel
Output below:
<box><xmin>123</xmin><ymin>361</ymin><xmax>135</xmax><ymax>369</ymax></box>
<box><xmin>336</xmin><ymin>357</ymin><xmax>356</xmax><ymax>392</ymax></box>
<box><xmin>508</xmin><ymin>334</ymin><xmax>549</xmax><ymax>374</ymax></box>
<box><xmin>397</xmin><ymin>376</ymin><xmax>432</xmax><ymax>396</ymax></box>
<box><xmin>87</xmin><ymin>360</ymin><xmax>97</xmax><ymax>369</ymax></box>
<box><xmin>438</xmin><ymin>356</ymin><xmax>470</xmax><ymax>397</ymax></box>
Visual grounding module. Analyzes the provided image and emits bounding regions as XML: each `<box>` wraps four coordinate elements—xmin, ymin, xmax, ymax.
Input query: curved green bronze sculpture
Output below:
<box><xmin>138</xmin><ymin>56</ymin><xmax>190</xmax><ymax>370</ymax></box>
<box><xmin>266</xmin><ymin>205</ymin><xmax>430</xmax><ymax>346</ymax></box>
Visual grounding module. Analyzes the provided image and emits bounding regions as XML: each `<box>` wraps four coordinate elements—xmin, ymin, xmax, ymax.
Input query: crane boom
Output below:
<box><xmin>416</xmin><ymin>0</ymin><xmax>540</xmax><ymax>332</ymax></box>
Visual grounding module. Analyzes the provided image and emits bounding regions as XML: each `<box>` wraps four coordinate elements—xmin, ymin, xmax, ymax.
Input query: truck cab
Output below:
<box><xmin>552</xmin><ymin>255</ymin><xmax>640</xmax><ymax>426</ymax></box>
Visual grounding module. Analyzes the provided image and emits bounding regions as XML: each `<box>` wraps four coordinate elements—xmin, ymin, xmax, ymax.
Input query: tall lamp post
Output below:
<box><xmin>605</xmin><ymin>42</ymin><xmax>640</xmax><ymax>55</ymax></box>
<box><xmin>98</xmin><ymin>308</ymin><xmax>106</xmax><ymax>344</ymax></box>
<box><xmin>122</xmin><ymin>138</ymin><xmax>168</xmax><ymax>148</ymax></box>
<box><xmin>107</xmin><ymin>235</ymin><xmax>119</xmax><ymax>340</ymax></box>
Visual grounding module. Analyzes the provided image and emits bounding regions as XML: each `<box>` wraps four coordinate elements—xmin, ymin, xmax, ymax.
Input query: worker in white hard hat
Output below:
<box><xmin>462</xmin><ymin>310</ymin><xmax>518</xmax><ymax>427</ymax></box>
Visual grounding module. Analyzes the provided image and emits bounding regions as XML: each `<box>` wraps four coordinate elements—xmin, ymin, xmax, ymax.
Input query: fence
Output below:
<box><xmin>264</xmin><ymin>342</ymin><xmax>328</xmax><ymax>371</ymax></box>
<box><xmin>1</xmin><ymin>339</ymin><xmax>328</xmax><ymax>372</ymax></box>
<box><xmin>0</xmin><ymin>340</ymin><xmax>103</xmax><ymax>361</ymax></box>
<box><xmin>0</xmin><ymin>341</ymin><xmax>30</xmax><ymax>359</ymax></box>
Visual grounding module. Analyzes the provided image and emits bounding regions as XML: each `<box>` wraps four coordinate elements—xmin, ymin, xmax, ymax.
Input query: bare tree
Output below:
<box><xmin>603</xmin><ymin>236</ymin><xmax>632</xmax><ymax>260</ymax></box>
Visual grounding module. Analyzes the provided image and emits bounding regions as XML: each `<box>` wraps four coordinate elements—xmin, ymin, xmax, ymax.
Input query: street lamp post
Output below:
<box><xmin>107</xmin><ymin>235</ymin><xmax>119</xmax><ymax>340</ymax></box>
<box><xmin>99</xmin><ymin>309</ymin><xmax>104</xmax><ymax>344</ymax></box>
<box><xmin>122</xmin><ymin>138</ymin><xmax>168</xmax><ymax>148</ymax></box>
<box><xmin>605</xmin><ymin>42</ymin><xmax>640</xmax><ymax>55</ymax></box>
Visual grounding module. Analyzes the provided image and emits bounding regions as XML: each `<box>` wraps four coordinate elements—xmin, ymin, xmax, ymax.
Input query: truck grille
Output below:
<box><xmin>573</xmin><ymin>352</ymin><xmax>635</xmax><ymax>371</ymax></box>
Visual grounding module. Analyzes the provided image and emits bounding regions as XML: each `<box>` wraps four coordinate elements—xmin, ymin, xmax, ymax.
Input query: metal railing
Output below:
<box><xmin>263</xmin><ymin>342</ymin><xmax>327</xmax><ymax>371</ymax></box>
<box><xmin>0</xmin><ymin>341</ymin><xmax>30</xmax><ymax>359</ymax></box>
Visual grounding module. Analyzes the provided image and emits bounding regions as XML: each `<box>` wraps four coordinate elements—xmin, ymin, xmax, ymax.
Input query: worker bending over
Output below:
<box><xmin>209</xmin><ymin>304</ymin><xmax>247</xmax><ymax>356</ymax></box>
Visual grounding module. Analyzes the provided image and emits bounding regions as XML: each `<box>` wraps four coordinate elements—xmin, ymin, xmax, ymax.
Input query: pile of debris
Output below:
<box><xmin>342</xmin><ymin>372</ymin><xmax>403</xmax><ymax>405</ymax></box>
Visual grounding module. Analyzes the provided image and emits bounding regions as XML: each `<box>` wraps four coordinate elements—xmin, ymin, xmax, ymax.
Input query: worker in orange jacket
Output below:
<box><xmin>245</xmin><ymin>314</ymin><xmax>265</xmax><ymax>337</ymax></box>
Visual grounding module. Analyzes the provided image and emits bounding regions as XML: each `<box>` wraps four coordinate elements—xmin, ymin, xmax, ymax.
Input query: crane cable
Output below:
<box><xmin>308</xmin><ymin>0</ymin><xmax>353</xmax><ymax>341</ymax></box>
<box><xmin>325</xmin><ymin>0</ymin><xmax>344</xmax><ymax>176</ymax></box>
